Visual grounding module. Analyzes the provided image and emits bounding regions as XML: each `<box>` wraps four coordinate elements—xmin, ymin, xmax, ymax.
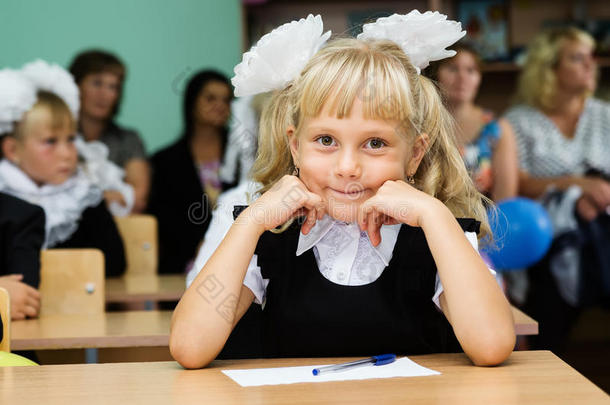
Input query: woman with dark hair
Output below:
<box><xmin>426</xmin><ymin>44</ymin><xmax>518</xmax><ymax>202</ymax></box>
<box><xmin>69</xmin><ymin>50</ymin><xmax>150</xmax><ymax>213</ymax></box>
<box><xmin>148</xmin><ymin>70</ymin><xmax>233</xmax><ymax>274</ymax></box>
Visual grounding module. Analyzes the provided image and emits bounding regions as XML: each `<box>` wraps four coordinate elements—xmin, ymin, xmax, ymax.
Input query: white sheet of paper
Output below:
<box><xmin>221</xmin><ymin>357</ymin><xmax>440</xmax><ymax>387</ymax></box>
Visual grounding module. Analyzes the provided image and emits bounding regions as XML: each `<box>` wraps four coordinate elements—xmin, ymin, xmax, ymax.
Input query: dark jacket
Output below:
<box><xmin>54</xmin><ymin>201</ymin><xmax>126</xmax><ymax>277</ymax></box>
<box><xmin>0</xmin><ymin>192</ymin><xmax>45</xmax><ymax>287</ymax></box>
<box><xmin>148</xmin><ymin>135</ymin><xmax>235</xmax><ymax>274</ymax></box>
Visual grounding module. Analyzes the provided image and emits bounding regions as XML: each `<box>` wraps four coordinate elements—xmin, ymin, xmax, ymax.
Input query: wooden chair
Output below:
<box><xmin>0</xmin><ymin>287</ymin><xmax>38</xmax><ymax>365</ymax></box>
<box><xmin>0</xmin><ymin>287</ymin><xmax>10</xmax><ymax>352</ymax></box>
<box><xmin>114</xmin><ymin>215</ymin><xmax>158</xmax><ymax>275</ymax></box>
<box><xmin>39</xmin><ymin>249</ymin><xmax>105</xmax><ymax>316</ymax></box>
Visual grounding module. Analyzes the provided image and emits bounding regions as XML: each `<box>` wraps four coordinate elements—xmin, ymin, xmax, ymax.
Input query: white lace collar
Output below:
<box><xmin>295</xmin><ymin>214</ymin><xmax>401</xmax><ymax>266</ymax></box>
<box><xmin>0</xmin><ymin>159</ymin><xmax>103</xmax><ymax>248</ymax></box>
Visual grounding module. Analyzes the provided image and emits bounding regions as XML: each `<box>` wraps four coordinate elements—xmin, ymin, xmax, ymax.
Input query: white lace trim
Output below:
<box><xmin>75</xmin><ymin>136</ymin><xmax>134</xmax><ymax>216</ymax></box>
<box><xmin>0</xmin><ymin>159</ymin><xmax>103</xmax><ymax>248</ymax></box>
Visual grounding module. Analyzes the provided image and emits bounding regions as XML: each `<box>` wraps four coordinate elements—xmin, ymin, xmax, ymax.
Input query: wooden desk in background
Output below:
<box><xmin>105</xmin><ymin>274</ymin><xmax>185</xmax><ymax>303</ymax></box>
<box><xmin>11</xmin><ymin>310</ymin><xmax>172</xmax><ymax>351</ymax></box>
<box><xmin>10</xmin><ymin>307</ymin><xmax>537</xmax><ymax>352</ymax></box>
<box><xmin>104</xmin><ymin>274</ymin><xmax>539</xmax><ymax>335</ymax></box>
<box><xmin>1</xmin><ymin>351</ymin><xmax>608</xmax><ymax>404</ymax></box>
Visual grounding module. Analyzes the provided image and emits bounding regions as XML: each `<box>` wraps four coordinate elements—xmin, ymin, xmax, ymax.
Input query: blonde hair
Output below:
<box><xmin>10</xmin><ymin>91</ymin><xmax>75</xmax><ymax>141</ymax></box>
<box><xmin>515</xmin><ymin>27</ymin><xmax>596</xmax><ymax>111</ymax></box>
<box><xmin>251</xmin><ymin>38</ymin><xmax>492</xmax><ymax>240</ymax></box>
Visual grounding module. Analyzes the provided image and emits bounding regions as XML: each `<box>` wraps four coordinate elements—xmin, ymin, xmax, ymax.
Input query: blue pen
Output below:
<box><xmin>312</xmin><ymin>354</ymin><xmax>396</xmax><ymax>376</ymax></box>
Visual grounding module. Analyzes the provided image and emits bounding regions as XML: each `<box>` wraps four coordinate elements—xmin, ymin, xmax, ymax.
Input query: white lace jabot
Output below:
<box><xmin>296</xmin><ymin>215</ymin><xmax>401</xmax><ymax>285</ymax></box>
<box><xmin>0</xmin><ymin>159</ymin><xmax>103</xmax><ymax>248</ymax></box>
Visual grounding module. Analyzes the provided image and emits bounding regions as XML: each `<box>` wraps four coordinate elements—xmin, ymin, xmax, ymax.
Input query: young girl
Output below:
<box><xmin>170</xmin><ymin>12</ymin><xmax>515</xmax><ymax>369</ymax></box>
<box><xmin>0</xmin><ymin>61</ymin><xmax>126</xmax><ymax>277</ymax></box>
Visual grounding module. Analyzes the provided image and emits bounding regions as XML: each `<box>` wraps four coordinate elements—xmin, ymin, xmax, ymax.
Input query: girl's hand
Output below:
<box><xmin>104</xmin><ymin>190</ymin><xmax>127</xmax><ymax>207</ymax></box>
<box><xmin>357</xmin><ymin>180</ymin><xmax>439</xmax><ymax>246</ymax></box>
<box><xmin>239</xmin><ymin>175</ymin><xmax>325</xmax><ymax>235</ymax></box>
<box><xmin>0</xmin><ymin>274</ymin><xmax>41</xmax><ymax>320</ymax></box>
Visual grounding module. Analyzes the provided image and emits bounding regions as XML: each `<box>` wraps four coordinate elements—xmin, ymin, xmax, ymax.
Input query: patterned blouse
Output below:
<box><xmin>460</xmin><ymin>111</ymin><xmax>501</xmax><ymax>197</ymax></box>
<box><xmin>504</xmin><ymin>98</ymin><xmax>610</xmax><ymax>178</ymax></box>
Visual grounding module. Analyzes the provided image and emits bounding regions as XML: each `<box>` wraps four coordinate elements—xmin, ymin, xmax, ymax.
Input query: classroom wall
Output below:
<box><xmin>0</xmin><ymin>0</ymin><xmax>242</xmax><ymax>153</ymax></box>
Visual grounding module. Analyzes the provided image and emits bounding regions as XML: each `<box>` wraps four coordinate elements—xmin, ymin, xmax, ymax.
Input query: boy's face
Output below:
<box><xmin>289</xmin><ymin>97</ymin><xmax>411</xmax><ymax>223</ymax></box>
<box><xmin>12</xmin><ymin>107</ymin><xmax>78</xmax><ymax>185</ymax></box>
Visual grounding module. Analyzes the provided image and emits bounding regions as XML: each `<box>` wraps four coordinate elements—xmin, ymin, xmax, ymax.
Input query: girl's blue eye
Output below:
<box><xmin>45</xmin><ymin>138</ymin><xmax>57</xmax><ymax>145</ymax></box>
<box><xmin>317</xmin><ymin>135</ymin><xmax>334</xmax><ymax>146</ymax></box>
<box><xmin>366</xmin><ymin>138</ymin><xmax>386</xmax><ymax>149</ymax></box>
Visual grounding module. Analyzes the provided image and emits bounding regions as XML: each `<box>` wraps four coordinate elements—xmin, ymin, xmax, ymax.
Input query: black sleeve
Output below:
<box><xmin>147</xmin><ymin>150</ymin><xmax>210</xmax><ymax>274</ymax></box>
<box><xmin>56</xmin><ymin>201</ymin><xmax>126</xmax><ymax>277</ymax></box>
<box><xmin>7</xmin><ymin>205</ymin><xmax>45</xmax><ymax>287</ymax></box>
<box><xmin>0</xmin><ymin>194</ymin><xmax>45</xmax><ymax>288</ymax></box>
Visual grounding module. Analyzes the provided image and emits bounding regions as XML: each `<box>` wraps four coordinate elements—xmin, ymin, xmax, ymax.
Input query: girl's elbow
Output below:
<box><xmin>470</xmin><ymin>330</ymin><xmax>516</xmax><ymax>366</ymax></box>
<box><xmin>169</xmin><ymin>331</ymin><xmax>213</xmax><ymax>369</ymax></box>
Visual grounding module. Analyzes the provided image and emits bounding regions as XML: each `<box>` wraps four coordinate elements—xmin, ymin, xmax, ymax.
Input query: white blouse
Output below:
<box><xmin>187</xmin><ymin>181</ymin><xmax>486</xmax><ymax>310</ymax></box>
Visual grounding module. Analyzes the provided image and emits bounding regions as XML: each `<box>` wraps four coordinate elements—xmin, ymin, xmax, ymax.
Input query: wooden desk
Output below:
<box><xmin>10</xmin><ymin>306</ymin><xmax>537</xmax><ymax>352</ymax></box>
<box><xmin>512</xmin><ymin>306</ymin><xmax>538</xmax><ymax>335</ymax></box>
<box><xmin>11</xmin><ymin>310</ymin><xmax>171</xmax><ymax>351</ymax></box>
<box><xmin>1</xmin><ymin>351</ymin><xmax>608</xmax><ymax>404</ymax></box>
<box><xmin>105</xmin><ymin>274</ymin><xmax>185</xmax><ymax>303</ymax></box>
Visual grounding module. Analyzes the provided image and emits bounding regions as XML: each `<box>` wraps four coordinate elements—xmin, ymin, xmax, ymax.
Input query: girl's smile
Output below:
<box><xmin>289</xmin><ymin>97</ymin><xmax>411</xmax><ymax>222</ymax></box>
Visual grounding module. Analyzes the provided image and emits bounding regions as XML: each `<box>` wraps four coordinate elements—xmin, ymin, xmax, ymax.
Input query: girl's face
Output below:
<box><xmin>79</xmin><ymin>72</ymin><xmax>121</xmax><ymax>121</ymax></box>
<box><xmin>555</xmin><ymin>39</ymin><xmax>597</xmax><ymax>94</ymax></box>
<box><xmin>8</xmin><ymin>107</ymin><xmax>78</xmax><ymax>185</ymax></box>
<box><xmin>194</xmin><ymin>81</ymin><xmax>232</xmax><ymax>128</ymax></box>
<box><xmin>289</xmin><ymin>98</ymin><xmax>414</xmax><ymax>222</ymax></box>
<box><xmin>436</xmin><ymin>51</ymin><xmax>481</xmax><ymax>104</ymax></box>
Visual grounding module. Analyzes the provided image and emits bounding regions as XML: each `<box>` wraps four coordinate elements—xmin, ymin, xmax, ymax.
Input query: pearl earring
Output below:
<box><xmin>292</xmin><ymin>166</ymin><xmax>300</xmax><ymax>177</ymax></box>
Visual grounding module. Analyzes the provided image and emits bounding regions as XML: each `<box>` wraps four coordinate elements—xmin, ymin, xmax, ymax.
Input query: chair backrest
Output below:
<box><xmin>0</xmin><ymin>287</ymin><xmax>10</xmax><ymax>352</ymax></box>
<box><xmin>114</xmin><ymin>215</ymin><xmax>158</xmax><ymax>275</ymax></box>
<box><xmin>39</xmin><ymin>249</ymin><xmax>105</xmax><ymax>316</ymax></box>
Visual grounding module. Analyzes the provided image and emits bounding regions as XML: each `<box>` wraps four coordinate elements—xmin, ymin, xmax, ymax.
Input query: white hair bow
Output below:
<box><xmin>0</xmin><ymin>60</ymin><xmax>80</xmax><ymax>134</ymax></box>
<box><xmin>231</xmin><ymin>10</ymin><xmax>466</xmax><ymax>97</ymax></box>
<box><xmin>357</xmin><ymin>10</ymin><xmax>466</xmax><ymax>74</ymax></box>
<box><xmin>232</xmin><ymin>14</ymin><xmax>331</xmax><ymax>97</ymax></box>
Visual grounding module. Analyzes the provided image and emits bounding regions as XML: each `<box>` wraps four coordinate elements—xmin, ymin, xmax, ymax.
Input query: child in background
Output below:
<box><xmin>171</xmin><ymin>12</ymin><xmax>515</xmax><ymax>369</ymax></box>
<box><xmin>0</xmin><ymin>61</ymin><xmax>126</xmax><ymax>277</ymax></box>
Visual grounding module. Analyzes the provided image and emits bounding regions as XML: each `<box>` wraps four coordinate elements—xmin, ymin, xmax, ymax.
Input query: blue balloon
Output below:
<box><xmin>482</xmin><ymin>197</ymin><xmax>553</xmax><ymax>271</ymax></box>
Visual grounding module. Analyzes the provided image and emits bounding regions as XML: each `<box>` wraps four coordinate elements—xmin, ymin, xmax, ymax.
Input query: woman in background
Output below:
<box><xmin>69</xmin><ymin>50</ymin><xmax>150</xmax><ymax>213</ymax></box>
<box><xmin>427</xmin><ymin>43</ymin><xmax>518</xmax><ymax>202</ymax></box>
<box><xmin>504</xmin><ymin>27</ymin><xmax>610</xmax><ymax>352</ymax></box>
<box><xmin>148</xmin><ymin>70</ymin><xmax>232</xmax><ymax>274</ymax></box>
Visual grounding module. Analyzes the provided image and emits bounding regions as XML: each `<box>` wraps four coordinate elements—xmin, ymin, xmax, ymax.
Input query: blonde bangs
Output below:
<box><xmin>252</xmin><ymin>36</ymin><xmax>493</xmax><ymax>241</ymax></box>
<box><xmin>297</xmin><ymin>38</ymin><xmax>414</xmax><ymax>128</ymax></box>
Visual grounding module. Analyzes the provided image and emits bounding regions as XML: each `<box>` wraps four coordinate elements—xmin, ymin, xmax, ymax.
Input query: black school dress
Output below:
<box><xmin>252</xmin><ymin>218</ymin><xmax>480</xmax><ymax>358</ymax></box>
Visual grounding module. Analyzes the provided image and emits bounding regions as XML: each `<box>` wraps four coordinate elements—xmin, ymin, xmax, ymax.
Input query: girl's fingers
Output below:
<box><xmin>358</xmin><ymin>200</ymin><xmax>373</xmax><ymax>231</ymax></box>
<box><xmin>301</xmin><ymin>207</ymin><xmax>318</xmax><ymax>235</ymax></box>
<box><xmin>24</xmin><ymin>304</ymin><xmax>38</xmax><ymax>318</ymax></box>
<box><xmin>26</xmin><ymin>295</ymin><xmax>41</xmax><ymax>311</ymax></box>
<box><xmin>367</xmin><ymin>210</ymin><xmax>382</xmax><ymax>247</ymax></box>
